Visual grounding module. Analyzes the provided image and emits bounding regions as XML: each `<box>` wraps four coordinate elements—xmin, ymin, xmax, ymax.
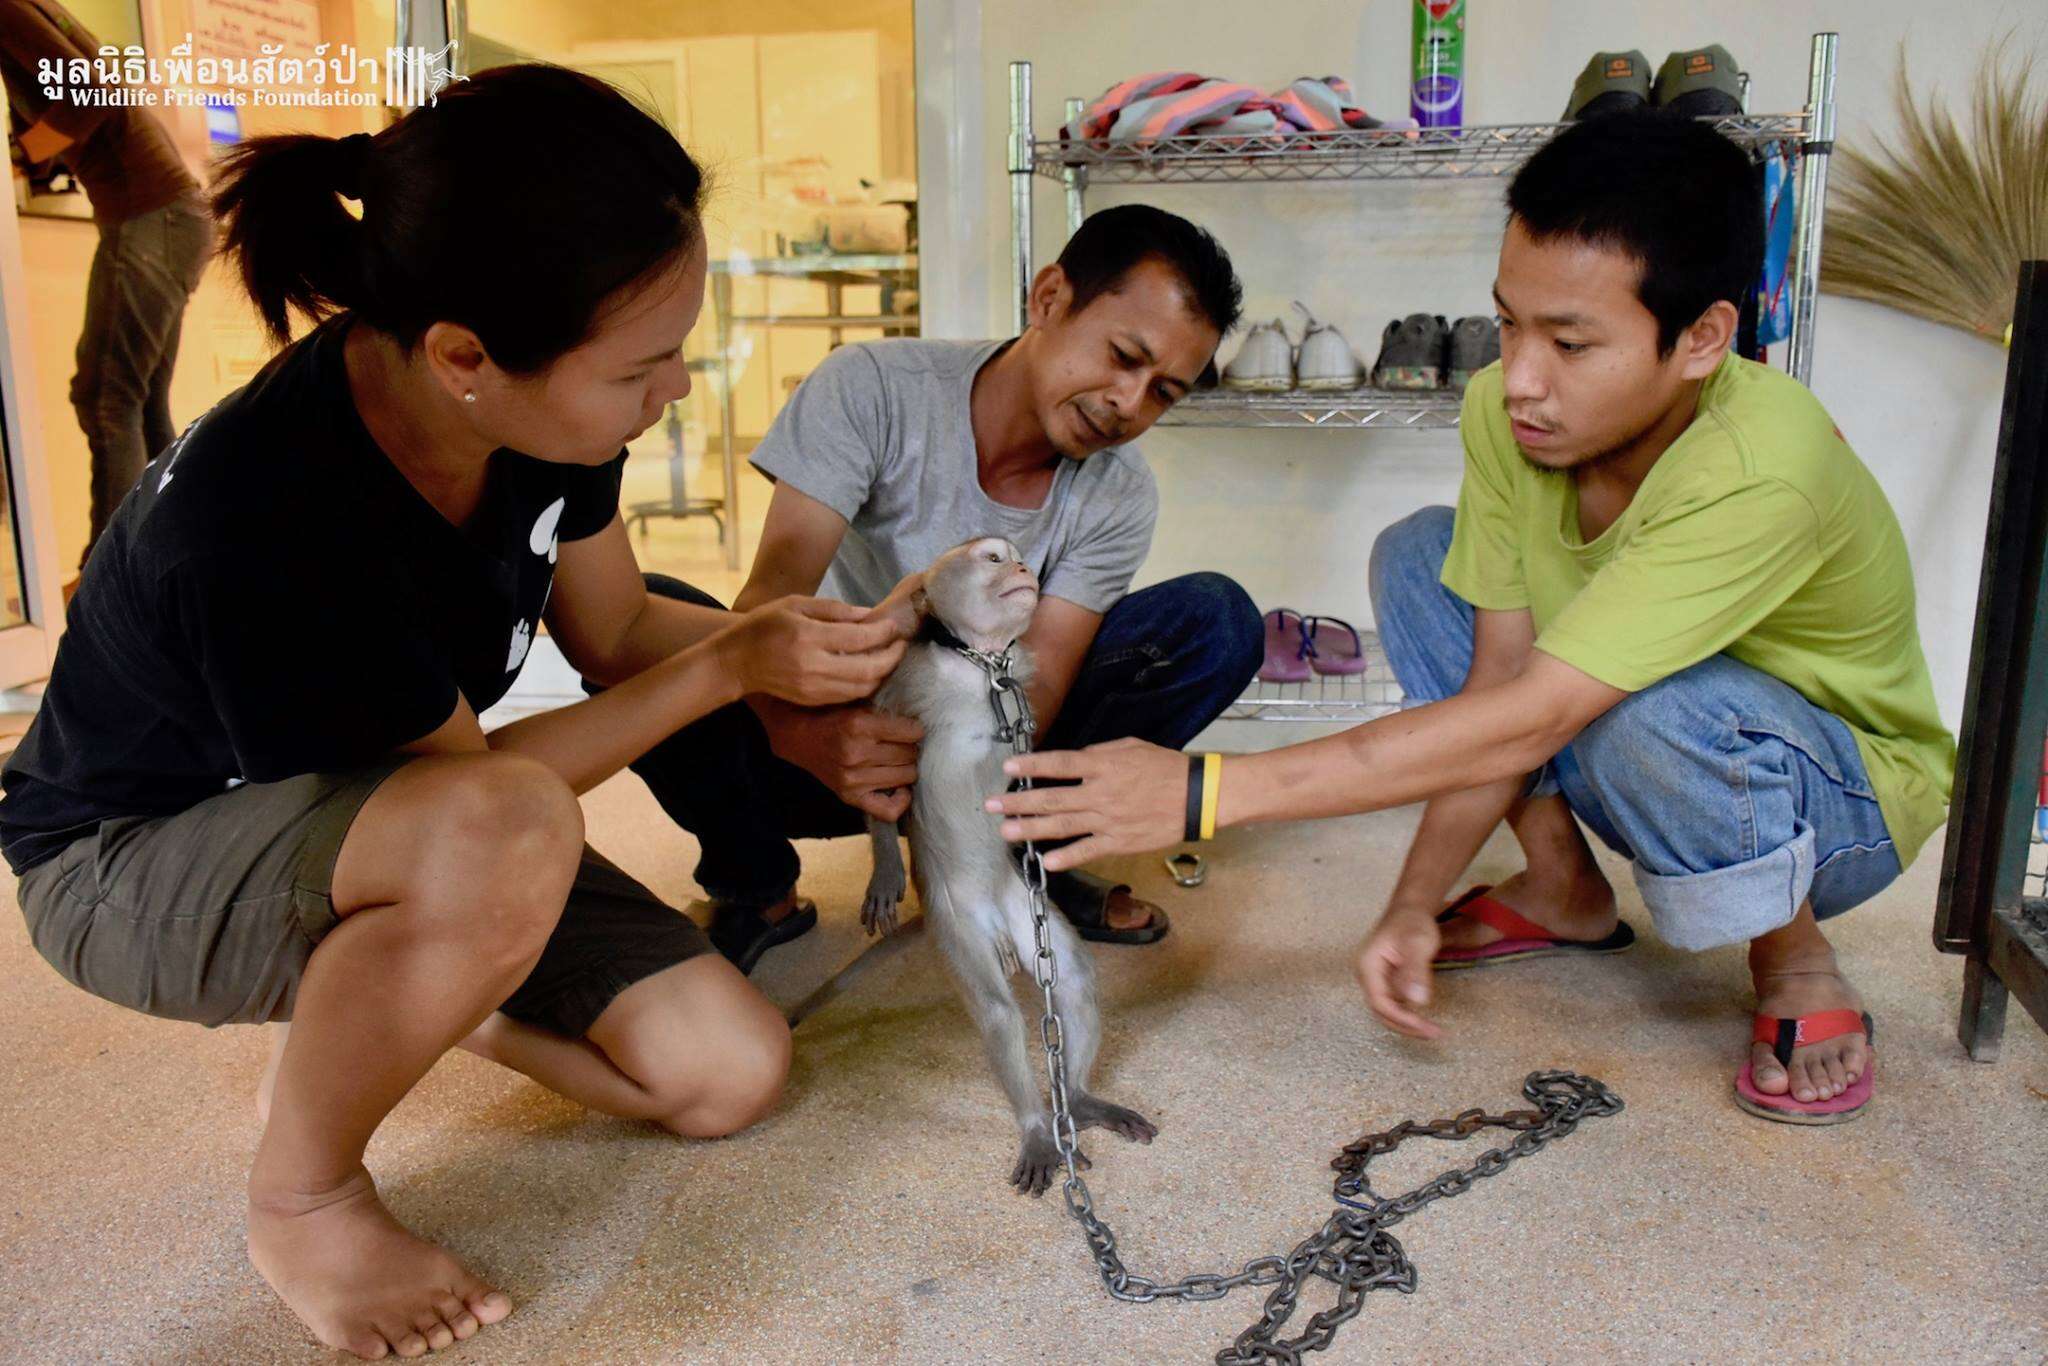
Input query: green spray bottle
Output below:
<box><xmin>1410</xmin><ymin>0</ymin><xmax>1467</xmax><ymax>128</ymax></box>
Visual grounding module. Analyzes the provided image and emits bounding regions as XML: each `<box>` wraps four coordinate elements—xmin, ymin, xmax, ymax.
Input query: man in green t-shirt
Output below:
<box><xmin>987</xmin><ymin>112</ymin><xmax>1955</xmax><ymax>1125</ymax></box>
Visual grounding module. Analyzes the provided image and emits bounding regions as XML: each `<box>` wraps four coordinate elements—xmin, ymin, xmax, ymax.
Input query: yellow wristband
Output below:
<box><xmin>1198</xmin><ymin>752</ymin><xmax>1223</xmax><ymax>841</ymax></box>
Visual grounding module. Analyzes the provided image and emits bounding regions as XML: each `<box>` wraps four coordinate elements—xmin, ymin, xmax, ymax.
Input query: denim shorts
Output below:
<box><xmin>15</xmin><ymin>758</ymin><xmax>709</xmax><ymax>1034</ymax></box>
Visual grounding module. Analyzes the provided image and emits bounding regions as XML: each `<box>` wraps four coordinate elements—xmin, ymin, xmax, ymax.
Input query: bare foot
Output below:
<box><xmin>249</xmin><ymin>1166</ymin><xmax>511</xmax><ymax>1359</ymax></box>
<box><xmin>256</xmin><ymin>1023</ymin><xmax>289</xmax><ymax>1127</ymax></box>
<box><xmin>1435</xmin><ymin>867</ymin><xmax>1617</xmax><ymax>953</ymax></box>
<box><xmin>1747</xmin><ymin>962</ymin><xmax>1869</xmax><ymax>1104</ymax></box>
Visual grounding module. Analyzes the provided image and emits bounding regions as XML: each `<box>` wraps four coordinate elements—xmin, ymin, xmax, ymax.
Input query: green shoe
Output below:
<box><xmin>1563</xmin><ymin>50</ymin><xmax>1650</xmax><ymax>121</ymax></box>
<box><xmin>1652</xmin><ymin>45</ymin><xmax>1744</xmax><ymax>118</ymax></box>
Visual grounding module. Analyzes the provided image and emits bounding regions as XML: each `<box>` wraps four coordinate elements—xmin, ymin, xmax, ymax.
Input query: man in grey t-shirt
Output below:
<box><xmin>598</xmin><ymin>205</ymin><xmax>1263</xmax><ymax>970</ymax></box>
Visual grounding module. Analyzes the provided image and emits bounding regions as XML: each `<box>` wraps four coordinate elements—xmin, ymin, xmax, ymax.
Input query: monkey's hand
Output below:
<box><xmin>862</xmin><ymin>815</ymin><xmax>908</xmax><ymax>936</ymax></box>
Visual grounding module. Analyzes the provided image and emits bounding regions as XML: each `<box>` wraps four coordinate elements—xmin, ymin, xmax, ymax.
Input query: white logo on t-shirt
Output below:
<box><xmin>506</xmin><ymin>618</ymin><xmax>533</xmax><ymax>672</ymax></box>
<box><xmin>530</xmin><ymin>498</ymin><xmax>565</xmax><ymax>564</ymax></box>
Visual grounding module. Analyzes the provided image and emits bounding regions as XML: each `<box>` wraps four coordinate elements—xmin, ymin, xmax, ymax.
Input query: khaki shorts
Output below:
<box><xmin>16</xmin><ymin>758</ymin><xmax>711</xmax><ymax>1034</ymax></box>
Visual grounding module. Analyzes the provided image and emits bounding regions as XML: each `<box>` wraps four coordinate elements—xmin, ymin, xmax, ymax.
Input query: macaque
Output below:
<box><xmin>862</xmin><ymin>536</ymin><xmax>1156</xmax><ymax>1195</ymax></box>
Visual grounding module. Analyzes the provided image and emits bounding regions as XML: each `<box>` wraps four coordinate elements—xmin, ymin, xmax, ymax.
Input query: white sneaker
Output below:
<box><xmin>1222</xmin><ymin>317</ymin><xmax>1294</xmax><ymax>391</ymax></box>
<box><xmin>1294</xmin><ymin>302</ymin><xmax>1363</xmax><ymax>391</ymax></box>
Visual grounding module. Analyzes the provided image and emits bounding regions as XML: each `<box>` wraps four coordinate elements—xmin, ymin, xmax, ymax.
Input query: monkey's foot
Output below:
<box><xmin>1070</xmin><ymin>1093</ymin><xmax>1158</xmax><ymax>1144</ymax></box>
<box><xmin>1008</xmin><ymin>1129</ymin><xmax>1090</xmax><ymax>1198</ymax></box>
<box><xmin>860</xmin><ymin>886</ymin><xmax>902</xmax><ymax>937</ymax></box>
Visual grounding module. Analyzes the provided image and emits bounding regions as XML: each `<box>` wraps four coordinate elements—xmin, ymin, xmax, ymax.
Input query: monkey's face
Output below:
<box><xmin>923</xmin><ymin>537</ymin><xmax>1039</xmax><ymax>646</ymax></box>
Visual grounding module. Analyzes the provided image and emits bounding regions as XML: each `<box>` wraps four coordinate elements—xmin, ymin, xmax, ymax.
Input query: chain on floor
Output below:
<box><xmin>970</xmin><ymin>649</ymin><xmax>1625</xmax><ymax>1363</ymax></box>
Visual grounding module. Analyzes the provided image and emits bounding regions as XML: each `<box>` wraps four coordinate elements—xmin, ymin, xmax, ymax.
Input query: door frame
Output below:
<box><xmin>912</xmin><ymin>0</ymin><xmax>989</xmax><ymax>340</ymax></box>
<box><xmin>0</xmin><ymin>183</ymin><xmax>67</xmax><ymax>686</ymax></box>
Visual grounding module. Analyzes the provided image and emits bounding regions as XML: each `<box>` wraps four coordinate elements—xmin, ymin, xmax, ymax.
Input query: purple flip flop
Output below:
<box><xmin>1303</xmin><ymin>615</ymin><xmax>1369</xmax><ymax>676</ymax></box>
<box><xmin>1260</xmin><ymin>607</ymin><xmax>1312</xmax><ymax>683</ymax></box>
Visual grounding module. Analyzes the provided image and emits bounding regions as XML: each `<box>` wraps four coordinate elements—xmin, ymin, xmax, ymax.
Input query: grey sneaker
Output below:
<box><xmin>1563</xmin><ymin>50</ymin><xmax>1652</xmax><ymax>121</ymax></box>
<box><xmin>1293</xmin><ymin>302</ymin><xmax>1363</xmax><ymax>391</ymax></box>
<box><xmin>1222</xmin><ymin>318</ymin><xmax>1293</xmax><ymax>391</ymax></box>
<box><xmin>1447</xmin><ymin>315</ymin><xmax>1500</xmax><ymax>389</ymax></box>
<box><xmin>1652</xmin><ymin>45</ymin><xmax>1744</xmax><ymax>118</ymax></box>
<box><xmin>1372</xmin><ymin>313</ymin><xmax>1449</xmax><ymax>390</ymax></box>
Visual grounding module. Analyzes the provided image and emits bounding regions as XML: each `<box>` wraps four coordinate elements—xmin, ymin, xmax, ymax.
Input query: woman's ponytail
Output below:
<box><xmin>204</xmin><ymin>65</ymin><xmax>706</xmax><ymax>372</ymax></box>
<box><xmin>210</xmin><ymin>132</ymin><xmax>374</xmax><ymax>346</ymax></box>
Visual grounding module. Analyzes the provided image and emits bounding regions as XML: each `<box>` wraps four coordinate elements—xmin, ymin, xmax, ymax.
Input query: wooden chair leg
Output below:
<box><xmin>1958</xmin><ymin>954</ymin><xmax>2009</xmax><ymax>1062</ymax></box>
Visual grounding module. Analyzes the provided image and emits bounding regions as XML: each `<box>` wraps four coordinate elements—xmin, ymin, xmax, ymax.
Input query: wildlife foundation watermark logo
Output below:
<box><xmin>36</xmin><ymin>36</ymin><xmax>465</xmax><ymax>110</ymax></box>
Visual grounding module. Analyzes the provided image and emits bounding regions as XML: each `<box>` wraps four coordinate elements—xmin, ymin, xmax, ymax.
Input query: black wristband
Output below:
<box><xmin>1184</xmin><ymin>753</ymin><xmax>1204</xmax><ymax>843</ymax></box>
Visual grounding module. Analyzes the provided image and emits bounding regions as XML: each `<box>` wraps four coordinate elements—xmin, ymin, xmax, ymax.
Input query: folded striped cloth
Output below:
<box><xmin>1061</xmin><ymin>72</ymin><xmax>1414</xmax><ymax>144</ymax></box>
<box><xmin>1270</xmin><ymin>76</ymin><xmax>1407</xmax><ymax>131</ymax></box>
<box><xmin>1062</xmin><ymin>72</ymin><xmax>1280</xmax><ymax>142</ymax></box>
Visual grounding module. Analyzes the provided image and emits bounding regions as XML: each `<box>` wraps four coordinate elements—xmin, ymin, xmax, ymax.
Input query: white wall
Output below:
<box><xmin>960</xmin><ymin>0</ymin><xmax>2047</xmax><ymax>730</ymax></box>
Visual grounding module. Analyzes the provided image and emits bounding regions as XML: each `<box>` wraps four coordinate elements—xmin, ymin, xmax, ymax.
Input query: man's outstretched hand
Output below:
<box><xmin>1353</xmin><ymin>909</ymin><xmax>1445</xmax><ymax>1040</ymax></box>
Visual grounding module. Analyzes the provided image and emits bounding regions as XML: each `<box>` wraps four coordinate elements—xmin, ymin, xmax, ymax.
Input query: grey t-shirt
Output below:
<box><xmin>748</xmin><ymin>338</ymin><xmax>1158</xmax><ymax>613</ymax></box>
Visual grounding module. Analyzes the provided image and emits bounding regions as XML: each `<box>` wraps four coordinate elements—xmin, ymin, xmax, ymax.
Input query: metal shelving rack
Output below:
<box><xmin>1006</xmin><ymin>34</ymin><xmax>1841</xmax><ymax>721</ymax></box>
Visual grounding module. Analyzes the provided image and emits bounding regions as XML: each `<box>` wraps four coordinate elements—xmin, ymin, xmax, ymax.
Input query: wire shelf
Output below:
<box><xmin>1031</xmin><ymin>114</ymin><xmax>1811</xmax><ymax>185</ymax></box>
<box><xmin>1226</xmin><ymin>628</ymin><xmax>1405</xmax><ymax>722</ymax></box>
<box><xmin>1161</xmin><ymin>385</ymin><xmax>1463</xmax><ymax>430</ymax></box>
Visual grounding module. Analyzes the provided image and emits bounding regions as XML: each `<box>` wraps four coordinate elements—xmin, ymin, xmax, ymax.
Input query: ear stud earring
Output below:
<box><xmin>463</xmin><ymin>391</ymin><xmax>477</xmax><ymax>403</ymax></box>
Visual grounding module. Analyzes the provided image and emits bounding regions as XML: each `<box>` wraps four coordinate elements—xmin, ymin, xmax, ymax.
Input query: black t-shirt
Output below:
<box><xmin>0</xmin><ymin>313</ymin><xmax>626</xmax><ymax>875</ymax></box>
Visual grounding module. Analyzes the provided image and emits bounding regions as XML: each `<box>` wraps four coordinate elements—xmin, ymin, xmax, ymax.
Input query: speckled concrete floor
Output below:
<box><xmin>3</xmin><ymin>764</ymin><xmax>2043</xmax><ymax>1364</ymax></box>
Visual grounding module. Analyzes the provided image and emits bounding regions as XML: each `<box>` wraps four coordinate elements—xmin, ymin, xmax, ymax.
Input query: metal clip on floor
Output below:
<box><xmin>957</xmin><ymin>644</ymin><xmax>1625</xmax><ymax>1364</ymax></box>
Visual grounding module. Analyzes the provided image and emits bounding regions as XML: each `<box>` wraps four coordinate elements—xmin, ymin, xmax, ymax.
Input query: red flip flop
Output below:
<box><xmin>1734</xmin><ymin>1009</ymin><xmax>1875</xmax><ymax>1125</ymax></box>
<box><xmin>1431</xmin><ymin>884</ymin><xmax>1637</xmax><ymax>970</ymax></box>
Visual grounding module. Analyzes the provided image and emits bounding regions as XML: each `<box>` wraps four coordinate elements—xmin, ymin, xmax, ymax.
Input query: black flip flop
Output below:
<box><xmin>709</xmin><ymin>898</ymin><xmax>819</xmax><ymax>974</ymax></box>
<box><xmin>1048</xmin><ymin>869</ymin><xmax>1170</xmax><ymax>946</ymax></box>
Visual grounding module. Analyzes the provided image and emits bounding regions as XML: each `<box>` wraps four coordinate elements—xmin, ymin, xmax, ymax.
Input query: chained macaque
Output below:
<box><xmin>862</xmin><ymin>536</ymin><xmax>1156</xmax><ymax>1195</ymax></box>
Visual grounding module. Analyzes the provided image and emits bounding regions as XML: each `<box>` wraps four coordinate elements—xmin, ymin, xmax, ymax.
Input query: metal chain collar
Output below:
<box><xmin>975</xmin><ymin>653</ymin><xmax>1625</xmax><ymax>1364</ymax></box>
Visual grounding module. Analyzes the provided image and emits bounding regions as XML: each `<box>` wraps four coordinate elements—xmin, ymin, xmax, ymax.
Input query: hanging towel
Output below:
<box><xmin>1757</xmin><ymin>151</ymin><xmax>1796</xmax><ymax>346</ymax></box>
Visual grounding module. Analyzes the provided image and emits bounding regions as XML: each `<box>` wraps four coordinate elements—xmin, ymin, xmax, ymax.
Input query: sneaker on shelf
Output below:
<box><xmin>1372</xmin><ymin>313</ymin><xmax>1449</xmax><ymax>390</ymax></box>
<box><xmin>1653</xmin><ymin>45</ymin><xmax>1744</xmax><ymax>118</ymax></box>
<box><xmin>1563</xmin><ymin>50</ymin><xmax>1651</xmax><ymax>121</ymax></box>
<box><xmin>1222</xmin><ymin>317</ymin><xmax>1294</xmax><ymax>391</ymax></box>
<box><xmin>1292</xmin><ymin>301</ymin><xmax>1363</xmax><ymax>391</ymax></box>
<box><xmin>1447</xmin><ymin>315</ymin><xmax>1500</xmax><ymax>390</ymax></box>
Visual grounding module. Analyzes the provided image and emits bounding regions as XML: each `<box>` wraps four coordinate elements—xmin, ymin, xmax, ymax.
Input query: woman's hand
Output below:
<box><xmin>983</xmin><ymin>737</ymin><xmax>1186</xmax><ymax>872</ymax></box>
<box><xmin>1353</xmin><ymin>908</ymin><xmax>1444</xmax><ymax>1040</ymax></box>
<box><xmin>715</xmin><ymin>595</ymin><xmax>909</xmax><ymax>707</ymax></box>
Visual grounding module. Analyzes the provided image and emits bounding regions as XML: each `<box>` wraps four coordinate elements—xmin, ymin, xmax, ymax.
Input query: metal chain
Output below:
<box><xmin>978</xmin><ymin>654</ymin><xmax>1624</xmax><ymax>1364</ymax></box>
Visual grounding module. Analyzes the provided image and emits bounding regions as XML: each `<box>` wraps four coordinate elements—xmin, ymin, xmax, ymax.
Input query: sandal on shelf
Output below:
<box><xmin>1049</xmin><ymin>868</ymin><xmax>1170</xmax><ymax>945</ymax></box>
<box><xmin>1734</xmin><ymin>1009</ymin><xmax>1875</xmax><ymax>1125</ymax></box>
<box><xmin>708</xmin><ymin>897</ymin><xmax>819</xmax><ymax>975</ymax></box>
<box><xmin>1431</xmin><ymin>884</ymin><xmax>1636</xmax><ymax>969</ymax></box>
<box><xmin>1303</xmin><ymin>614</ymin><xmax>1369</xmax><ymax>676</ymax></box>
<box><xmin>1260</xmin><ymin>607</ymin><xmax>1313</xmax><ymax>683</ymax></box>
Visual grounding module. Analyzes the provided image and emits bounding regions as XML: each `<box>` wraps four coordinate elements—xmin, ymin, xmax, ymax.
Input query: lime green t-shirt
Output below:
<box><xmin>1440</xmin><ymin>355</ymin><xmax>1956</xmax><ymax>865</ymax></box>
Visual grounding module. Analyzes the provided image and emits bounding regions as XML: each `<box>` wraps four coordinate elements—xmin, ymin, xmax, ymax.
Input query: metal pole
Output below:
<box><xmin>1009</xmin><ymin>62</ymin><xmax>1033</xmax><ymax>337</ymax></box>
<box><xmin>1786</xmin><ymin>31</ymin><xmax>1838</xmax><ymax>385</ymax></box>
<box><xmin>447</xmin><ymin>0</ymin><xmax>467</xmax><ymax>74</ymax></box>
<box><xmin>714</xmin><ymin>271</ymin><xmax>740</xmax><ymax>571</ymax></box>
<box><xmin>1063</xmin><ymin>96</ymin><xmax>1087</xmax><ymax>236</ymax></box>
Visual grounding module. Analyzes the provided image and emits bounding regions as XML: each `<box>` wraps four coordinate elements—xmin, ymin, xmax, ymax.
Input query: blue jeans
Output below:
<box><xmin>598</xmin><ymin>571</ymin><xmax>1263</xmax><ymax>907</ymax></box>
<box><xmin>71</xmin><ymin>191</ymin><xmax>213</xmax><ymax>565</ymax></box>
<box><xmin>1368</xmin><ymin>506</ymin><xmax>1901</xmax><ymax>952</ymax></box>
